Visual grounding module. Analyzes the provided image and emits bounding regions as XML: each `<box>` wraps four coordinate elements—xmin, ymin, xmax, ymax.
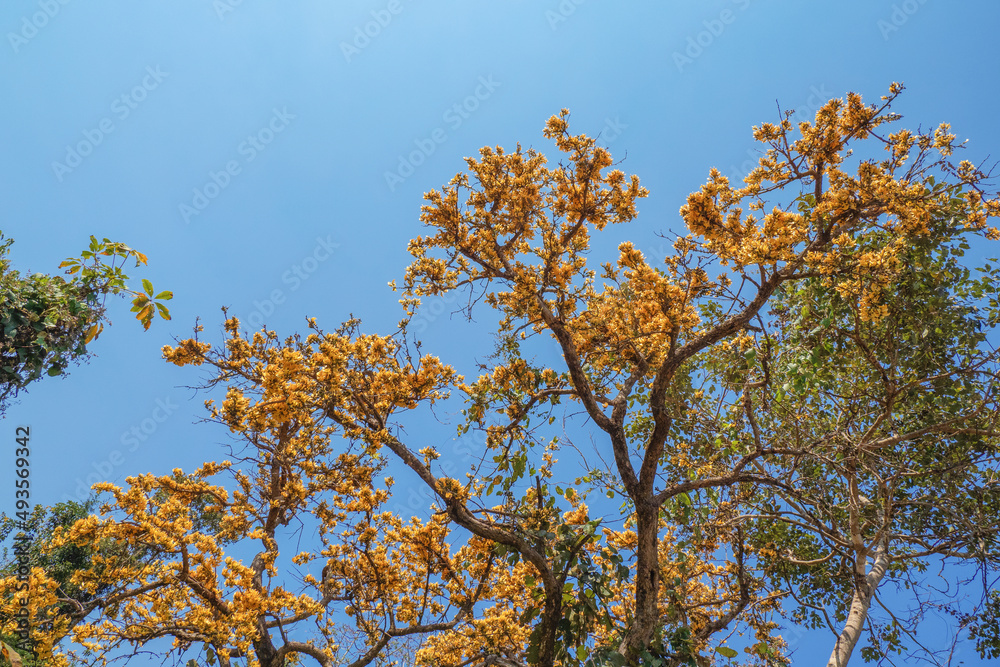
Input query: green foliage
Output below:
<box><xmin>523</xmin><ymin>516</ymin><xmax>628</xmax><ymax>666</ymax></box>
<box><xmin>0</xmin><ymin>482</ymin><xmax>227</xmax><ymax>666</ymax></box>
<box><xmin>965</xmin><ymin>589</ymin><xmax>1000</xmax><ymax>659</ymax></box>
<box><xmin>0</xmin><ymin>233</ymin><xmax>170</xmax><ymax>414</ymax></box>
<box><xmin>0</xmin><ymin>500</ymin><xmax>100</xmax><ymax>614</ymax></box>
<box><xmin>741</xmin><ymin>186</ymin><xmax>1000</xmax><ymax>661</ymax></box>
<box><xmin>0</xmin><ymin>500</ymin><xmax>99</xmax><ymax>667</ymax></box>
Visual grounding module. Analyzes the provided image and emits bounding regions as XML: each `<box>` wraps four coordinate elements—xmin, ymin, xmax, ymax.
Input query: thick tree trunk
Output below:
<box><xmin>536</xmin><ymin>587</ymin><xmax>561</xmax><ymax>667</ymax></box>
<box><xmin>253</xmin><ymin>617</ymin><xmax>283</xmax><ymax>667</ymax></box>
<box><xmin>826</xmin><ymin>542</ymin><xmax>890</xmax><ymax>667</ymax></box>
<box><xmin>622</xmin><ymin>501</ymin><xmax>661</xmax><ymax>664</ymax></box>
<box><xmin>250</xmin><ymin>551</ymin><xmax>283</xmax><ymax>667</ymax></box>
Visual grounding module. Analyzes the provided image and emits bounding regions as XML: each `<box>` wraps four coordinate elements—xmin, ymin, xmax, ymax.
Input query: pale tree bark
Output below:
<box><xmin>826</xmin><ymin>540</ymin><xmax>891</xmax><ymax>667</ymax></box>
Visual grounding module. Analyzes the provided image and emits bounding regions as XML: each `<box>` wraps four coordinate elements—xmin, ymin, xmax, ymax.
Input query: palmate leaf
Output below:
<box><xmin>136</xmin><ymin>304</ymin><xmax>154</xmax><ymax>328</ymax></box>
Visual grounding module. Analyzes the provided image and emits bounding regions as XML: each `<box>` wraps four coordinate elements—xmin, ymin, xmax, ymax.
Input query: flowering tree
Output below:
<box><xmin>6</xmin><ymin>85</ymin><xmax>1000</xmax><ymax>667</ymax></box>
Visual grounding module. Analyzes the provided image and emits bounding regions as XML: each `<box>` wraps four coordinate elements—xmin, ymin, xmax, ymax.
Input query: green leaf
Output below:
<box><xmin>526</xmin><ymin>626</ymin><xmax>542</xmax><ymax>664</ymax></box>
<box><xmin>141</xmin><ymin>278</ymin><xmax>154</xmax><ymax>296</ymax></box>
<box><xmin>520</xmin><ymin>606</ymin><xmax>539</xmax><ymax>624</ymax></box>
<box><xmin>716</xmin><ymin>646</ymin><xmax>739</xmax><ymax>658</ymax></box>
<box><xmin>154</xmin><ymin>290</ymin><xmax>173</xmax><ymax>300</ymax></box>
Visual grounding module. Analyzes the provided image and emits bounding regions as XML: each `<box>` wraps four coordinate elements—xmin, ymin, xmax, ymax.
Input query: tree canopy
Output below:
<box><xmin>0</xmin><ymin>234</ymin><xmax>172</xmax><ymax>414</ymax></box>
<box><xmin>4</xmin><ymin>84</ymin><xmax>1000</xmax><ymax>667</ymax></box>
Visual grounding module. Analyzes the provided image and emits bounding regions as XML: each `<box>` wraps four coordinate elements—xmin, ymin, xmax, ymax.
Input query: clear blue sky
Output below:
<box><xmin>2</xmin><ymin>0</ymin><xmax>999</xmax><ymax>663</ymax></box>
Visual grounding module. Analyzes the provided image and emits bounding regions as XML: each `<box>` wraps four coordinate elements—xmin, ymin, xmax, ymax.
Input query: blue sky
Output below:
<box><xmin>2</xmin><ymin>0</ymin><xmax>1000</xmax><ymax>664</ymax></box>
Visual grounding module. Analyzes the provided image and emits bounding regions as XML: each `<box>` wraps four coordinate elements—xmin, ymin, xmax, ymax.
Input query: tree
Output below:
<box><xmin>742</xmin><ymin>204</ymin><xmax>1000</xmax><ymax>666</ymax></box>
<box><xmin>0</xmin><ymin>233</ymin><xmax>172</xmax><ymax>414</ymax></box>
<box><xmin>0</xmin><ymin>489</ymin><xmax>227</xmax><ymax>667</ymax></box>
<box><xmin>0</xmin><ymin>500</ymin><xmax>102</xmax><ymax>667</ymax></box>
<box><xmin>0</xmin><ymin>234</ymin><xmax>171</xmax><ymax>663</ymax></box>
<box><xmin>6</xmin><ymin>84</ymin><xmax>1000</xmax><ymax>667</ymax></box>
